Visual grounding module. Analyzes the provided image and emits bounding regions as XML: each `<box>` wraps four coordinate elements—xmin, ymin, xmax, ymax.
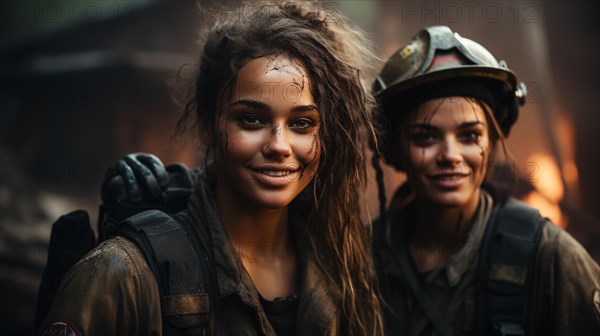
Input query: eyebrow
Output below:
<box><xmin>290</xmin><ymin>104</ymin><xmax>318</xmax><ymax>113</ymax></box>
<box><xmin>410</xmin><ymin>121</ymin><xmax>485</xmax><ymax>130</ymax></box>
<box><xmin>229</xmin><ymin>99</ymin><xmax>318</xmax><ymax>114</ymax></box>
<box><xmin>229</xmin><ymin>99</ymin><xmax>269</xmax><ymax>110</ymax></box>
<box><xmin>459</xmin><ymin>121</ymin><xmax>486</xmax><ymax>128</ymax></box>
<box><xmin>410</xmin><ymin>123</ymin><xmax>436</xmax><ymax>131</ymax></box>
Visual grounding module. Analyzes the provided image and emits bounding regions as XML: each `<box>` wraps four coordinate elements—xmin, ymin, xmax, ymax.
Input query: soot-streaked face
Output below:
<box><xmin>403</xmin><ymin>97</ymin><xmax>490</xmax><ymax>209</ymax></box>
<box><xmin>216</xmin><ymin>55</ymin><xmax>320</xmax><ymax>209</ymax></box>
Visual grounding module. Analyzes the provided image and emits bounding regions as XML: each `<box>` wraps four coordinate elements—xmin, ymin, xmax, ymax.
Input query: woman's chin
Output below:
<box><xmin>423</xmin><ymin>190</ymin><xmax>475</xmax><ymax>209</ymax></box>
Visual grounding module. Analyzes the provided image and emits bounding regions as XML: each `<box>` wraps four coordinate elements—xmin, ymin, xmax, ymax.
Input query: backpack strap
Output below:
<box><xmin>474</xmin><ymin>199</ymin><xmax>545</xmax><ymax>336</ymax></box>
<box><xmin>116</xmin><ymin>209</ymin><xmax>215</xmax><ymax>335</ymax></box>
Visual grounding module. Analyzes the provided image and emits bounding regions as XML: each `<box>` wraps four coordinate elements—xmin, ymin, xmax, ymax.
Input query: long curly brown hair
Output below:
<box><xmin>175</xmin><ymin>1</ymin><xmax>383</xmax><ymax>334</ymax></box>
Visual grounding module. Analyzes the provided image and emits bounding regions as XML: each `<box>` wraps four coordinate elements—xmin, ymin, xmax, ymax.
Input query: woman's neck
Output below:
<box><xmin>218</xmin><ymin>194</ymin><xmax>290</xmax><ymax>248</ymax></box>
<box><xmin>216</xmin><ymin>180</ymin><xmax>298</xmax><ymax>300</ymax></box>
<box><xmin>407</xmin><ymin>191</ymin><xmax>481</xmax><ymax>271</ymax></box>
<box><xmin>215</xmin><ymin>179</ymin><xmax>293</xmax><ymax>263</ymax></box>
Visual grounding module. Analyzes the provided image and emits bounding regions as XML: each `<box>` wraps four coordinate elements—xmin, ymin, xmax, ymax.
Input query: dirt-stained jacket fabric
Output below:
<box><xmin>374</xmin><ymin>190</ymin><xmax>600</xmax><ymax>336</ymax></box>
<box><xmin>39</xmin><ymin>174</ymin><xmax>341</xmax><ymax>336</ymax></box>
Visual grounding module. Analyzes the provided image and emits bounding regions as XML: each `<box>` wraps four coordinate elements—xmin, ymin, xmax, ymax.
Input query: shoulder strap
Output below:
<box><xmin>116</xmin><ymin>209</ymin><xmax>215</xmax><ymax>335</ymax></box>
<box><xmin>398</xmin><ymin>249</ymin><xmax>454</xmax><ymax>336</ymax></box>
<box><xmin>474</xmin><ymin>199</ymin><xmax>545</xmax><ymax>336</ymax></box>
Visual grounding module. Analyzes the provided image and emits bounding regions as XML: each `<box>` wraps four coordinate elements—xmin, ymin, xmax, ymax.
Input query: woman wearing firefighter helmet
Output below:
<box><xmin>372</xmin><ymin>25</ymin><xmax>600</xmax><ymax>336</ymax></box>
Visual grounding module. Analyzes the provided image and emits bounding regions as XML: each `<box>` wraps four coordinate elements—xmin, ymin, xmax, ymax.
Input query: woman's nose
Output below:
<box><xmin>263</xmin><ymin>125</ymin><xmax>292</xmax><ymax>158</ymax></box>
<box><xmin>437</xmin><ymin>136</ymin><xmax>462</xmax><ymax>165</ymax></box>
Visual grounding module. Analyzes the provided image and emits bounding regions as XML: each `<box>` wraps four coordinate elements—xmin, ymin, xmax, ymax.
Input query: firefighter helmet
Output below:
<box><xmin>373</xmin><ymin>26</ymin><xmax>526</xmax><ymax>168</ymax></box>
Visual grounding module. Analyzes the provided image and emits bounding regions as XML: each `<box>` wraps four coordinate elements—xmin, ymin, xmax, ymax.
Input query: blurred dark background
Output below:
<box><xmin>1</xmin><ymin>1</ymin><xmax>598</xmax><ymax>334</ymax></box>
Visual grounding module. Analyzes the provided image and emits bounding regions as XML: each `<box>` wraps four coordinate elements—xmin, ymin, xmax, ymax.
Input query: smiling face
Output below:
<box><xmin>215</xmin><ymin>55</ymin><xmax>320</xmax><ymax>209</ymax></box>
<box><xmin>402</xmin><ymin>97</ymin><xmax>491</xmax><ymax>209</ymax></box>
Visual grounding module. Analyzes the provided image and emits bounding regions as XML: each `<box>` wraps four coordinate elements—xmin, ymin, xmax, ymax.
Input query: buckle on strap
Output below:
<box><xmin>493</xmin><ymin>322</ymin><xmax>524</xmax><ymax>336</ymax></box>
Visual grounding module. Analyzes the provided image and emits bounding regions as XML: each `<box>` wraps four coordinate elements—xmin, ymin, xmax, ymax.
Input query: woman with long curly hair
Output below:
<box><xmin>39</xmin><ymin>2</ymin><xmax>383</xmax><ymax>335</ymax></box>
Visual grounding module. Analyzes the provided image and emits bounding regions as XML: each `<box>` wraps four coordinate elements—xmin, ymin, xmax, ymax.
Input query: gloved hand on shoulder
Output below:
<box><xmin>99</xmin><ymin>152</ymin><xmax>196</xmax><ymax>240</ymax></box>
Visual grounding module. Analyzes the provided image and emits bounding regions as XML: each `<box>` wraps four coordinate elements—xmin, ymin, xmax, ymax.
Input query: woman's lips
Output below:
<box><xmin>249</xmin><ymin>166</ymin><xmax>301</xmax><ymax>187</ymax></box>
<box><xmin>257</xmin><ymin>170</ymin><xmax>293</xmax><ymax>177</ymax></box>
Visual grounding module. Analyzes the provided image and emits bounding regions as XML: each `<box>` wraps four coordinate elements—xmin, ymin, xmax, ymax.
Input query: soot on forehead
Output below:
<box><xmin>262</xmin><ymin>55</ymin><xmax>307</xmax><ymax>91</ymax></box>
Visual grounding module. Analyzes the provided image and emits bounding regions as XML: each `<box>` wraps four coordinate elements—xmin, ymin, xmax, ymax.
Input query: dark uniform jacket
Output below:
<box><xmin>39</xmin><ymin>174</ymin><xmax>341</xmax><ymax>335</ymax></box>
<box><xmin>375</xmin><ymin>190</ymin><xmax>600</xmax><ymax>336</ymax></box>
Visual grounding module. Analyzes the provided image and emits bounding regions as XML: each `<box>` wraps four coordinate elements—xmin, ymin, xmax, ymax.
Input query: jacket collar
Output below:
<box><xmin>382</xmin><ymin>189</ymin><xmax>493</xmax><ymax>287</ymax></box>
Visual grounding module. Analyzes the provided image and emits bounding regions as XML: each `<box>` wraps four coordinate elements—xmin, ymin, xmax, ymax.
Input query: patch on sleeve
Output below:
<box><xmin>593</xmin><ymin>288</ymin><xmax>600</xmax><ymax>321</ymax></box>
<box><xmin>42</xmin><ymin>321</ymin><xmax>81</xmax><ymax>336</ymax></box>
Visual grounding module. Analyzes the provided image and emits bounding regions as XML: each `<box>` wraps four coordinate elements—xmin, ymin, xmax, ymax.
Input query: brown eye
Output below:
<box><xmin>460</xmin><ymin>130</ymin><xmax>482</xmax><ymax>143</ymax></box>
<box><xmin>239</xmin><ymin>114</ymin><xmax>264</xmax><ymax>126</ymax></box>
<box><xmin>290</xmin><ymin>118</ymin><xmax>315</xmax><ymax>129</ymax></box>
<box><xmin>410</xmin><ymin>132</ymin><xmax>436</xmax><ymax>145</ymax></box>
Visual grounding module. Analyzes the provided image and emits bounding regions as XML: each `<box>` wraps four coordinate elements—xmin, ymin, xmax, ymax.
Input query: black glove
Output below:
<box><xmin>101</xmin><ymin>152</ymin><xmax>169</xmax><ymax>205</ymax></box>
<box><xmin>99</xmin><ymin>153</ymin><xmax>196</xmax><ymax>240</ymax></box>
